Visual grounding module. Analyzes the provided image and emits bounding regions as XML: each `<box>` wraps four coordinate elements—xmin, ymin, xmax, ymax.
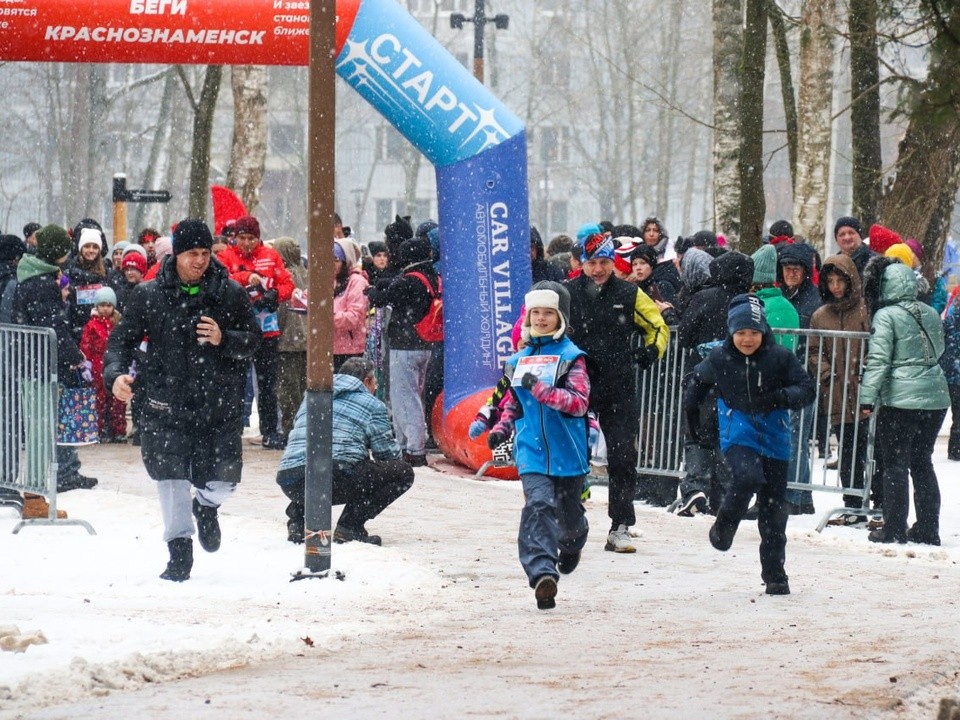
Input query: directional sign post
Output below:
<box><xmin>112</xmin><ymin>174</ymin><xmax>172</xmax><ymax>242</ymax></box>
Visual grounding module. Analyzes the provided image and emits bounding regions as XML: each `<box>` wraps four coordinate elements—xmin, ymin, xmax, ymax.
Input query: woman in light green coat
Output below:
<box><xmin>859</xmin><ymin>256</ymin><xmax>949</xmax><ymax>545</ymax></box>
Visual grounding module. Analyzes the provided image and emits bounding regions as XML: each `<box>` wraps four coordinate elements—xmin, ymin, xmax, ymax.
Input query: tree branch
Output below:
<box><xmin>175</xmin><ymin>65</ymin><xmax>199</xmax><ymax>113</ymax></box>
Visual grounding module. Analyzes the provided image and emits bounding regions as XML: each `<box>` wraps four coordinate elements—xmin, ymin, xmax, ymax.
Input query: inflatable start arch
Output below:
<box><xmin>1</xmin><ymin>0</ymin><xmax>530</xmax><ymax>474</ymax></box>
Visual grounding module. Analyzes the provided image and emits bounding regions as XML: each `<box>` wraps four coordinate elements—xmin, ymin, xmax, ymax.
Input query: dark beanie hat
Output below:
<box><xmin>415</xmin><ymin>220</ymin><xmax>438</xmax><ymax>239</ymax></box>
<box><xmin>630</xmin><ymin>244</ymin><xmax>659</xmax><ymax>267</ymax></box>
<box><xmin>233</xmin><ymin>215</ymin><xmax>261</xmax><ymax>239</ymax></box>
<box><xmin>172</xmin><ymin>219</ymin><xmax>214</xmax><ymax>255</ymax></box>
<box><xmin>385</xmin><ymin>215</ymin><xmax>413</xmax><ymax>244</ymax></box>
<box><xmin>691</xmin><ymin>230</ymin><xmax>718</xmax><ymax>248</ymax></box>
<box><xmin>22</xmin><ymin>222</ymin><xmax>41</xmax><ymax>239</ymax></box>
<box><xmin>399</xmin><ymin>237</ymin><xmax>432</xmax><ymax>265</ymax></box>
<box><xmin>727</xmin><ymin>293</ymin><xmax>768</xmax><ymax>335</ymax></box>
<box><xmin>36</xmin><ymin>224</ymin><xmax>73</xmax><ymax>264</ymax></box>
<box><xmin>769</xmin><ymin>220</ymin><xmax>793</xmax><ymax>238</ymax></box>
<box><xmin>368</xmin><ymin>240</ymin><xmax>388</xmax><ymax>256</ymax></box>
<box><xmin>0</xmin><ymin>234</ymin><xmax>26</xmax><ymax>263</ymax></box>
<box><xmin>834</xmin><ymin>216</ymin><xmax>863</xmax><ymax>239</ymax></box>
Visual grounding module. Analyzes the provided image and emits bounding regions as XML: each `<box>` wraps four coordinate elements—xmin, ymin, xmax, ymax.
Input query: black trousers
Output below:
<box><xmin>282</xmin><ymin>458</ymin><xmax>414</xmax><ymax>530</ymax></box>
<box><xmin>876</xmin><ymin>406</ymin><xmax>947</xmax><ymax>540</ymax></box>
<box><xmin>717</xmin><ymin>445</ymin><xmax>789</xmax><ymax>583</ymax></box>
<box><xmin>948</xmin><ymin>384</ymin><xmax>960</xmax><ymax>459</ymax></box>
<box><xmin>834</xmin><ymin>422</ymin><xmax>869</xmax><ymax>508</ymax></box>
<box><xmin>253</xmin><ymin>336</ymin><xmax>280</xmax><ymax>437</ymax></box>
<box><xmin>594</xmin><ymin>398</ymin><xmax>640</xmax><ymax>528</ymax></box>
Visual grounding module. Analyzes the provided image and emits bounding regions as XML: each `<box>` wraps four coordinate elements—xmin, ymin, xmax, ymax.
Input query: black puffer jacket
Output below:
<box><xmin>677</xmin><ymin>251</ymin><xmax>754</xmax><ymax>355</ymax></box>
<box><xmin>104</xmin><ymin>256</ymin><xmax>260</xmax><ymax>484</ymax></box>
<box><xmin>13</xmin><ymin>254</ymin><xmax>84</xmax><ymax>376</ymax></box>
<box><xmin>367</xmin><ymin>237</ymin><xmax>440</xmax><ymax>351</ymax></box>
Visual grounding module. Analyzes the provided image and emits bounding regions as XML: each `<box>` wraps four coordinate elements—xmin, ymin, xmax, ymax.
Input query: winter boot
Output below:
<box><xmin>287</xmin><ymin>518</ymin><xmax>305</xmax><ymax>544</ymax></box>
<box><xmin>160</xmin><ymin>538</ymin><xmax>193</xmax><ymax>582</ymax></box>
<box><xmin>534</xmin><ymin>575</ymin><xmax>558</xmax><ymax>610</ymax></box>
<box><xmin>193</xmin><ymin>498</ymin><xmax>221</xmax><ymax>553</ymax></box>
<box><xmin>22</xmin><ymin>494</ymin><xmax>67</xmax><ymax>519</ymax></box>
<box><xmin>557</xmin><ymin>550</ymin><xmax>581</xmax><ymax>575</ymax></box>
<box><xmin>333</xmin><ymin>524</ymin><xmax>382</xmax><ymax>545</ymax></box>
<box><xmin>709</xmin><ymin>510</ymin><xmax>739</xmax><ymax>551</ymax></box>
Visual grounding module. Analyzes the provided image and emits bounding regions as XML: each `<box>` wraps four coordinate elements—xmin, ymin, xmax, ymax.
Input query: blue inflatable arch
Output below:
<box><xmin>337</xmin><ymin>0</ymin><xmax>530</xmax><ymax>458</ymax></box>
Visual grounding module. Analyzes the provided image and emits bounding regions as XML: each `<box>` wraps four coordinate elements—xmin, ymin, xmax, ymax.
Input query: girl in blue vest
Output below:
<box><xmin>684</xmin><ymin>294</ymin><xmax>815</xmax><ymax>595</ymax></box>
<box><xmin>487</xmin><ymin>281</ymin><xmax>591</xmax><ymax>610</ymax></box>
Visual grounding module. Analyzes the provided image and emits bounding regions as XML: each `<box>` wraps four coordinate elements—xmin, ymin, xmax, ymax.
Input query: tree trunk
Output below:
<box><xmin>226</xmin><ymin>66</ymin><xmax>268</xmax><ymax>216</ymax></box>
<box><xmin>767</xmin><ymin>0</ymin><xmax>798</xmax><ymax>191</ymax></box>
<box><xmin>738</xmin><ymin>0</ymin><xmax>767</xmax><ymax>252</ymax></box>
<box><xmin>187</xmin><ymin>66</ymin><xmax>223</xmax><ymax>221</ymax></box>
<box><xmin>880</xmin><ymin>1</ymin><xmax>960</xmax><ymax>270</ymax></box>
<box><xmin>712</xmin><ymin>0</ymin><xmax>743</xmax><ymax>239</ymax></box>
<box><xmin>134</xmin><ymin>69</ymin><xmax>177</xmax><ymax>232</ymax></box>
<box><xmin>849</xmin><ymin>0</ymin><xmax>882</xmax><ymax>227</ymax></box>
<box><xmin>655</xmin><ymin>0</ymin><xmax>685</xmax><ymax>220</ymax></box>
<box><xmin>792</xmin><ymin>0</ymin><xmax>836</xmax><ymax>251</ymax></box>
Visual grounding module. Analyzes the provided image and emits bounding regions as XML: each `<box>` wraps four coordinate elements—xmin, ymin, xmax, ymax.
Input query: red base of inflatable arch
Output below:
<box><xmin>431</xmin><ymin>390</ymin><xmax>518</xmax><ymax>481</ymax></box>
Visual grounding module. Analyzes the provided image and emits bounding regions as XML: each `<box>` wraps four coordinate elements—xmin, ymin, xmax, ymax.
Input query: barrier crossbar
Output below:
<box><xmin>0</xmin><ymin>323</ymin><xmax>95</xmax><ymax>534</ymax></box>
<box><xmin>635</xmin><ymin>326</ymin><xmax>877</xmax><ymax>532</ymax></box>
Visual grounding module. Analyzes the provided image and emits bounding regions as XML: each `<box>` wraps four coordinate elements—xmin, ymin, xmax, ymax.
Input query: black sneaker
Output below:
<box><xmin>333</xmin><ymin>524</ymin><xmax>382</xmax><ymax>545</ymax></box>
<box><xmin>557</xmin><ymin>550</ymin><xmax>581</xmax><ymax>575</ymax></box>
<box><xmin>906</xmin><ymin>526</ymin><xmax>941</xmax><ymax>546</ymax></box>
<box><xmin>402</xmin><ymin>452</ymin><xmax>429</xmax><ymax>467</ymax></box>
<box><xmin>193</xmin><ymin>498</ymin><xmax>222</xmax><ymax>553</ymax></box>
<box><xmin>287</xmin><ymin>518</ymin><xmax>304</xmax><ymax>544</ymax></box>
<box><xmin>675</xmin><ymin>492</ymin><xmax>707</xmax><ymax>517</ymax></box>
<box><xmin>56</xmin><ymin>474</ymin><xmax>98</xmax><ymax>493</ymax></box>
<box><xmin>868</xmin><ymin>528</ymin><xmax>906</xmax><ymax>544</ymax></box>
<box><xmin>262</xmin><ymin>434</ymin><xmax>286</xmax><ymax>450</ymax></box>
<box><xmin>160</xmin><ymin>538</ymin><xmax>193</xmax><ymax>582</ymax></box>
<box><xmin>534</xmin><ymin>575</ymin><xmax>558</xmax><ymax>610</ymax></box>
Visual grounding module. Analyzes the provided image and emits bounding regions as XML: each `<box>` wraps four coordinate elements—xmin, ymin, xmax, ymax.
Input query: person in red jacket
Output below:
<box><xmin>217</xmin><ymin>216</ymin><xmax>294</xmax><ymax>449</ymax></box>
<box><xmin>80</xmin><ymin>286</ymin><xmax>128</xmax><ymax>442</ymax></box>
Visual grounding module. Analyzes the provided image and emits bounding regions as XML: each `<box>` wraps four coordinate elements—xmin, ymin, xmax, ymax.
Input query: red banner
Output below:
<box><xmin>0</xmin><ymin>0</ymin><xmax>359</xmax><ymax>66</ymax></box>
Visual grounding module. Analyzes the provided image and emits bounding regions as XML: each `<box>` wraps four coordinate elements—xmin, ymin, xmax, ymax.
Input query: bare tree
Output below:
<box><xmin>767</xmin><ymin>0</ymin><xmax>798</xmax><ymax>190</ymax></box>
<box><xmin>226</xmin><ymin>65</ymin><xmax>268</xmax><ymax>215</ymax></box>
<box><xmin>713</xmin><ymin>0</ymin><xmax>744</xmax><ymax>239</ymax></box>
<box><xmin>177</xmin><ymin>65</ymin><xmax>223</xmax><ymax>220</ymax></box>
<box><xmin>739</xmin><ymin>0</ymin><xmax>768</xmax><ymax>251</ymax></box>
<box><xmin>849</xmin><ymin>0</ymin><xmax>883</xmax><ymax>227</ymax></box>
<box><xmin>880</xmin><ymin>0</ymin><xmax>960</xmax><ymax>267</ymax></box>
<box><xmin>792</xmin><ymin>0</ymin><xmax>837</xmax><ymax>249</ymax></box>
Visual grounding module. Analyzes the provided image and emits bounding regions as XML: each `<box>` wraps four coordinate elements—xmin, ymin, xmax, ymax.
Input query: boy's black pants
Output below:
<box><xmin>716</xmin><ymin>445</ymin><xmax>789</xmax><ymax>583</ymax></box>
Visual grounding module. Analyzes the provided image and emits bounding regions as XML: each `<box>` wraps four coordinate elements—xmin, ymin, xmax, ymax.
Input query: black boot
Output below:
<box><xmin>160</xmin><ymin>538</ymin><xmax>193</xmax><ymax>582</ymax></box>
<box><xmin>193</xmin><ymin>498</ymin><xmax>222</xmax><ymax>553</ymax></box>
<box><xmin>709</xmin><ymin>510</ymin><xmax>739</xmax><ymax>551</ymax></box>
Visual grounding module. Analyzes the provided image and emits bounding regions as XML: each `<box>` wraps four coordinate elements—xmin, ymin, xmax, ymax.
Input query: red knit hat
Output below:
<box><xmin>868</xmin><ymin>223</ymin><xmax>902</xmax><ymax>255</ymax></box>
<box><xmin>122</xmin><ymin>252</ymin><xmax>147</xmax><ymax>274</ymax></box>
<box><xmin>233</xmin><ymin>215</ymin><xmax>261</xmax><ymax>239</ymax></box>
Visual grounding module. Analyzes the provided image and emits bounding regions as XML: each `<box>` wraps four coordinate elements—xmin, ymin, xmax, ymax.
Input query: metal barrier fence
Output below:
<box><xmin>636</xmin><ymin>326</ymin><xmax>877</xmax><ymax>532</ymax></box>
<box><xmin>0</xmin><ymin>323</ymin><xmax>95</xmax><ymax>534</ymax></box>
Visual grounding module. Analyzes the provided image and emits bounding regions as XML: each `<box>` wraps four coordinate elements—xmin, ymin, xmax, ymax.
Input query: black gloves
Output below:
<box><xmin>487</xmin><ymin>430</ymin><xmax>507</xmax><ymax>449</ymax></box>
<box><xmin>752</xmin><ymin>389</ymin><xmax>788</xmax><ymax>413</ymax></box>
<box><xmin>520</xmin><ymin>372</ymin><xmax>538</xmax><ymax>390</ymax></box>
<box><xmin>634</xmin><ymin>345</ymin><xmax>659</xmax><ymax>369</ymax></box>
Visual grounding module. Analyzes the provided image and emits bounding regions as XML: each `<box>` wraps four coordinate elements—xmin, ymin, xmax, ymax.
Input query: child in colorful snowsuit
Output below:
<box><xmin>684</xmin><ymin>294</ymin><xmax>815</xmax><ymax>595</ymax></box>
<box><xmin>80</xmin><ymin>286</ymin><xmax>127</xmax><ymax>441</ymax></box>
<box><xmin>487</xmin><ymin>281</ymin><xmax>591</xmax><ymax>610</ymax></box>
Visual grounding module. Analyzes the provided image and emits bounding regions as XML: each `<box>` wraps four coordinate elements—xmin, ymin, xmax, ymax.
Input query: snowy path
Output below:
<box><xmin>2</xmin><ymin>442</ymin><xmax>959</xmax><ymax>719</ymax></box>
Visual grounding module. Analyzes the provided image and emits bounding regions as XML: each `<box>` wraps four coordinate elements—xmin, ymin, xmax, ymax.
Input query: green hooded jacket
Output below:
<box><xmin>859</xmin><ymin>262</ymin><xmax>949</xmax><ymax>410</ymax></box>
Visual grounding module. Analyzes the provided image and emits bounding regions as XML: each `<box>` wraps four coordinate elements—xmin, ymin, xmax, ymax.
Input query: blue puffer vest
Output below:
<box><xmin>505</xmin><ymin>334</ymin><xmax>589</xmax><ymax>477</ymax></box>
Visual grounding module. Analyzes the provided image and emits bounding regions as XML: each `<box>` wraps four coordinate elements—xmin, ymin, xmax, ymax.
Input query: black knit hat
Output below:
<box><xmin>36</xmin><ymin>225</ymin><xmax>73</xmax><ymax>265</ymax></box>
<box><xmin>834</xmin><ymin>216</ymin><xmax>863</xmax><ymax>239</ymax></box>
<box><xmin>630</xmin><ymin>244</ymin><xmax>659</xmax><ymax>267</ymax></box>
<box><xmin>399</xmin><ymin>237</ymin><xmax>432</xmax><ymax>265</ymax></box>
<box><xmin>22</xmin><ymin>222</ymin><xmax>41</xmax><ymax>239</ymax></box>
<box><xmin>172</xmin><ymin>219</ymin><xmax>214</xmax><ymax>255</ymax></box>
<box><xmin>769</xmin><ymin>220</ymin><xmax>794</xmax><ymax>238</ymax></box>
<box><xmin>0</xmin><ymin>234</ymin><xmax>26</xmax><ymax>263</ymax></box>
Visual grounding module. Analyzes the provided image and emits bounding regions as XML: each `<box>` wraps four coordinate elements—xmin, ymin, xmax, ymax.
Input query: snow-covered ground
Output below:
<box><xmin>1</xmin><ymin>430</ymin><xmax>959</xmax><ymax>719</ymax></box>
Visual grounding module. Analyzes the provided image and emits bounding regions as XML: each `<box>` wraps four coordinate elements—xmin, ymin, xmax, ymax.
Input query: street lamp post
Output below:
<box><xmin>450</xmin><ymin>1</ymin><xmax>509</xmax><ymax>84</ymax></box>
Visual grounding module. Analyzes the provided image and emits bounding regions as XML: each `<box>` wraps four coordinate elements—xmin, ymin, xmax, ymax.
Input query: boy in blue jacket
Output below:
<box><xmin>684</xmin><ymin>294</ymin><xmax>815</xmax><ymax>595</ymax></box>
<box><xmin>487</xmin><ymin>281</ymin><xmax>591</xmax><ymax>610</ymax></box>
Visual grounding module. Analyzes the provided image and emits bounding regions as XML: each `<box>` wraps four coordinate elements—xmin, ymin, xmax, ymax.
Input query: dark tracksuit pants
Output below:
<box><xmin>282</xmin><ymin>458</ymin><xmax>414</xmax><ymax>531</ymax></box>
<box><xmin>715</xmin><ymin>445</ymin><xmax>789</xmax><ymax>583</ymax></box>
<box><xmin>253</xmin><ymin>336</ymin><xmax>280</xmax><ymax>438</ymax></box>
<box><xmin>594</xmin><ymin>398</ymin><xmax>640</xmax><ymax>529</ymax></box>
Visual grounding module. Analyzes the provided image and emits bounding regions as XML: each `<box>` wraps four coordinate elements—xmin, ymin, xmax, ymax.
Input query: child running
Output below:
<box><xmin>684</xmin><ymin>294</ymin><xmax>815</xmax><ymax>595</ymax></box>
<box><xmin>486</xmin><ymin>281</ymin><xmax>591</xmax><ymax>610</ymax></box>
